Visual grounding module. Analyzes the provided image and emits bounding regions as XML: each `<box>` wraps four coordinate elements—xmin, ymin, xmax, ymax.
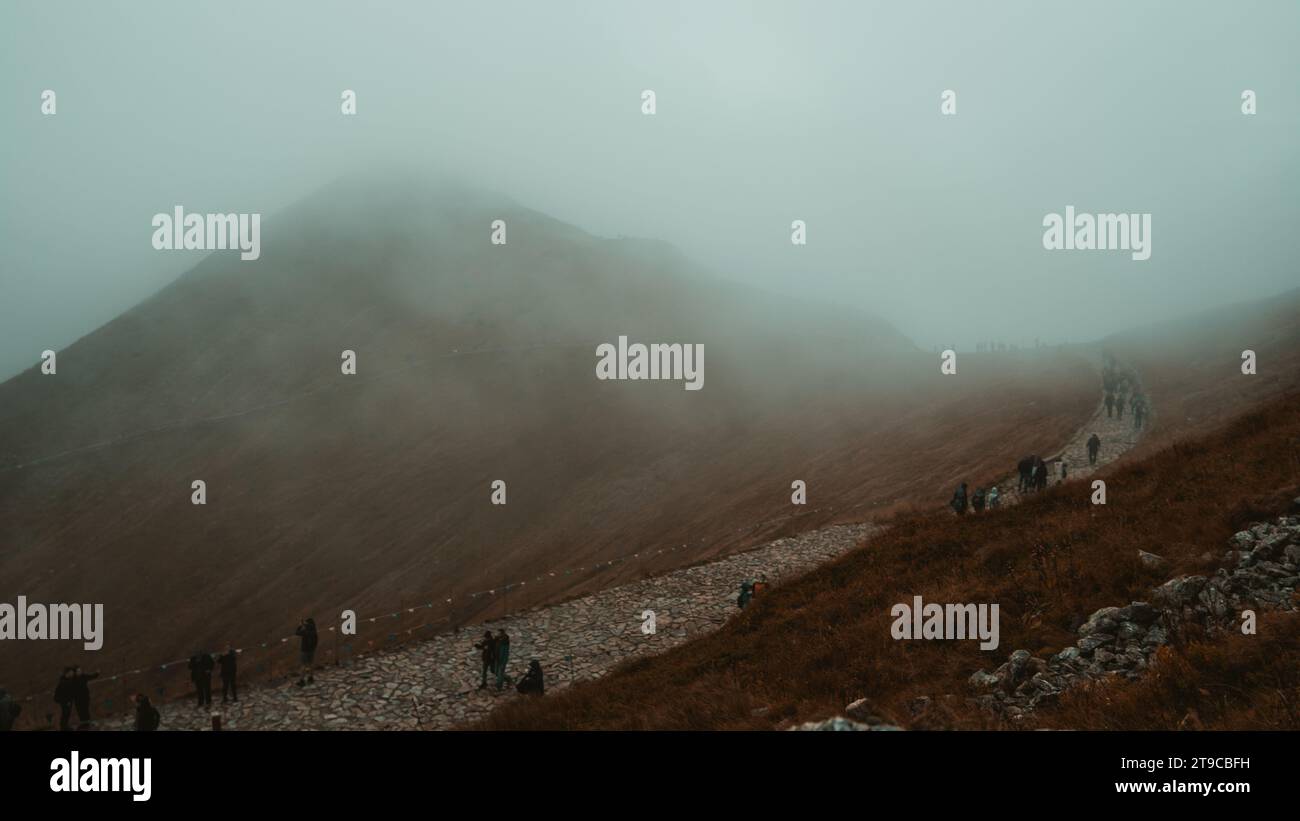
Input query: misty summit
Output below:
<box><xmin>596</xmin><ymin>335</ymin><xmax>703</xmax><ymax>391</ymax></box>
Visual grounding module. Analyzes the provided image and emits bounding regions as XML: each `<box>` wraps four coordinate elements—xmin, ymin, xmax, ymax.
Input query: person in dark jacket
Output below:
<box><xmin>1087</xmin><ymin>433</ymin><xmax>1101</xmax><ymax>465</ymax></box>
<box><xmin>0</xmin><ymin>687</ymin><xmax>21</xmax><ymax>731</ymax></box>
<box><xmin>217</xmin><ymin>645</ymin><xmax>238</xmax><ymax>703</ymax></box>
<box><xmin>950</xmin><ymin>482</ymin><xmax>968</xmax><ymax>515</ymax></box>
<box><xmin>134</xmin><ymin>694</ymin><xmax>160</xmax><ymax>731</ymax></box>
<box><xmin>70</xmin><ymin>667</ymin><xmax>99</xmax><ymax>727</ymax></box>
<box><xmin>54</xmin><ymin>667</ymin><xmax>76</xmax><ymax>730</ymax></box>
<box><xmin>516</xmin><ymin>660</ymin><xmax>544</xmax><ymax>696</ymax></box>
<box><xmin>493</xmin><ymin>629</ymin><xmax>512</xmax><ymax>691</ymax></box>
<box><xmin>295</xmin><ymin>618</ymin><xmax>318</xmax><ymax>687</ymax></box>
<box><xmin>189</xmin><ymin>651</ymin><xmax>214</xmax><ymax>707</ymax></box>
<box><xmin>473</xmin><ymin>631</ymin><xmax>496</xmax><ymax>690</ymax></box>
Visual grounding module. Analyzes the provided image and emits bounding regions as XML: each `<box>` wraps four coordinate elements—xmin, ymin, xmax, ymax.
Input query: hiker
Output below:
<box><xmin>295</xmin><ymin>617</ymin><xmax>318</xmax><ymax>687</ymax></box>
<box><xmin>1116</xmin><ymin>394</ymin><xmax>1125</xmax><ymax>419</ymax></box>
<box><xmin>1059</xmin><ymin>461</ymin><xmax>1068</xmax><ymax>482</ymax></box>
<box><xmin>217</xmin><ymin>645</ymin><xmax>238</xmax><ymax>703</ymax></box>
<box><xmin>70</xmin><ymin>667</ymin><xmax>99</xmax><ymax>728</ymax></box>
<box><xmin>493</xmin><ymin>629</ymin><xmax>511</xmax><ymax>691</ymax></box>
<box><xmin>134</xmin><ymin>694</ymin><xmax>161</xmax><ymax>731</ymax></box>
<box><xmin>1033</xmin><ymin>460</ymin><xmax>1048</xmax><ymax>492</ymax></box>
<box><xmin>189</xmin><ymin>651</ymin><xmax>214</xmax><ymax>707</ymax></box>
<box><xmin>971</xmin><ymin>487</ymin><xmax>986</xmax><ymax>513</ymax></box>
<box><xmin>54</xmin><ymin>668</ymin><xmax>76</xmax><ymax>730</ymax></box>
<box><xmin>516</xmin><ymin>660</ymin><xmax>545</xmax><ymax>696</ymax></box>
<box><xmin>986</xmin><ymin>485</ymin><xmax>1000</xmax><ymax>509</ymax></box>
<box><xmin>950</xmin><ymin>482</ymin><xmax>968</xmax><ymax>515</ymax></box>
<box><xmin>1104</xmin><ymin>393</ymin><xmax>1115</xmax><ymax>418</ymax></box>
<box><xmin>1087</xmin><ymin>433</ymin><xmax>1101</xmax><ymax>465</ymax></box>
<box><xmin>737</xmin><ymin>580</ymin><xmax>754</xmax><ymax>609</ymax></box>
<box><xmin>1134</xmin><ymin>401</ymin><xmax>1145</xmax><ymax>430</ymax></box>
<box><xmin>473</xmin><ymin>630</ymin><xmax>496</xmax><ymax>690</ymax></box>
<box><xmin>1017</xmin><ymin>457</ymin><xmax>1036</xmax><ymax>493</ymax></box>
<box><xmin>751</xmin><ymin>574</ymin><xmax>769</xmax><ymax>598</ymax></box>
<box><xmin>0</xmin><ymin>687</ymin><xmax>21</xmax><ymax>731</ymax></box>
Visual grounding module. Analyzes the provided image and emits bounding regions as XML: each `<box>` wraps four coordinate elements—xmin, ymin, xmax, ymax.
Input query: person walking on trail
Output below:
<box><xmin>1059</xmin><ymin>461</ymin><xmax>1068</xmax><ymax>483</ymax></box>
<box><xmin>516</xmin><ymin>660</ymin><xmax>545</xmax><ymax>696</ymax></box>
<box><xmin>738</xmin><ymin>579</ymin><xmax>754</xmax><ymax>609</ymax></box>
<box><xmin>70</xmin><ymin>667</ymin><xmax>99</xmax><ymax>728</ymax></box>
<box><xmin>295</xmin><ymin>617</ymin><xmax>318</xmax><ymax>687</ymax></box>
<box><xmin>950</xmin><ymin>482</ymin><xmax>969</xmax><ymax>515</ymax></box>
<box><xmin>751</xmin><ymin>574</ymin><xmax>769</xmax><ymax>598</ymax></box>
<box><xmin>217</xmin><ymin>645</ymin><xmax>238</xmax><ymax>703</ymax></box>
<box><xmin>0</xmin><ymin>687</ymin><xmax>21</xmax><ymax>731</ymax></box>
<box><xmin>493</xmin><ymin>629</ymin><xmax>512</xmax><ymax>691</ymax></box>
<box><xmin>986</xmin><ymin>485</ymin><xmax>1000</xmax><ymax>509</ymax></box>
<box><xmin>1134</xmin><ymin>400</ymin><xmax>1145</xmax><ymax>430</ymax></box>
<box><xmin>1116</xmin><ymin>394</ymin><xmax>1126</xmax><ymax>420</ymax></box>
<box><xmin>134</xmin><ymin>694</ymin><xmax>160</xmax><ymax>731</ymax></box>
<box><xmin>189</xmin><ymin>651</ymin><xmax>214</xmax><ymax>707</ymax></box>
<box><xmin>1033</xmin><ymin>460</ymin><xmax>1048</xmax><ymax>492</ymax></box>
<box><xmin>473</xmin><ymin>630</ymin><xmax>496</xmax><ymax>690</ymax></box>
<box><xmin>971</xmin><ymin>487</ymin><xmax>986</xmax><ymax>513</ymax></box>
<box><xmin>54</xmin><ymin>667</ymin><xmax>76</xmax><ymax>730</ymax></box>
<box><xmin>1087</xmin><ymin>433</ymin><xmax>1101</xmax><ymax>465</ymax></box>
<box><xmin>1104</xmin><ymin>393</ymin><xmax>1115</xmax><ymax>418</ymax></box>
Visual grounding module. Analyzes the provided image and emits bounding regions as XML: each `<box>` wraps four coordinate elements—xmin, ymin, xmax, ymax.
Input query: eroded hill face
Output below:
<box><xmin>0</xmin><ymin>177</ymin><xmax>1097</xmax><ymax>698</ymax></box>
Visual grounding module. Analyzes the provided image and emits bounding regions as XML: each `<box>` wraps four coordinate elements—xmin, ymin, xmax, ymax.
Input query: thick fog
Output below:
<box><xmin>2</xmin><ymin>0</ymin><xmax>1298</xmax><ymax>381</ymax></box>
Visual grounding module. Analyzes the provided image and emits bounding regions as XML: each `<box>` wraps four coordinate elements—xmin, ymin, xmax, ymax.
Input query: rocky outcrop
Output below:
<box><xmin>970</xmin><ymin>512</ymin><xmax>1300</xmax><ymax>718</ymax></box>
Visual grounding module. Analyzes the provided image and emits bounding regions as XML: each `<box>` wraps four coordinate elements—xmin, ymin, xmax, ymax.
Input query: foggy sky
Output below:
<box><xmin>2</xmin><ymin>0</ymin><xmax>1298</xmax><ymax>381</ymax></box>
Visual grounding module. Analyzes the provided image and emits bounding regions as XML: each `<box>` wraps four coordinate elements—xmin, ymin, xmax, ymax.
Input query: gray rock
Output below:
<box><xmin>1138</xmin><ymin>550</ymin><xmax>1168</xmax><ymax>571</ymax></box>
<box><xmin>1077</xmin><ymin>633</ymin><xmax>1115</xmax><ymax>654</ymax></box>
<box><xmin>1078</xmin><ymin>606</ymin><xmax>1122</xmax><ymax>637</ymax></box>
<box><xmin>1154</xmin><ymin>575</ymin><xmax>1207</xmax><ymax>609</ymax></box>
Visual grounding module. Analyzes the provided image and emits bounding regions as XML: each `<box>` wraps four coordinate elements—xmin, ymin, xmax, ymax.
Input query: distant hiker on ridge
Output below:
<box><xmin>189</xmin><ymin>650</ymin><xmax>214</xmax><ymax>707</ymax></box>
<box><xmin>493</xmin><ymin>629</ymin><xmax>512</xmax><ymax>691</ymax></box>
<box><xmin>54</xmin><ymin>667</ymin><xmax>76</xmax><ymax>730</ymax></box>
<box><xmin>1087</xmin><ymin>434</ymin><xmax>1101</xmax><ymax>465</ymax></box>
<box><xmin>1116</xmin><ymin>394</ymin><xmax>1126</xmax><ymax>420</ymax></box>
<box><xmin>751</xmin><ymin>574</ymin><xmax>769</xmax><ymax>598</ymax></box>
<box><xmin>516</xmin><ymin>660</ymin><xmax>544</xmax><ymax>696</ymax></box>
<box><xmin>737</xmin><ymin>579</ymin><xmax>754</xmax><ymax>609</ymax></box>
<box><xmin>70</xmin><ymin>666</ymin><xmax>99</xmax><ymax>728</ymax></box>
<box><xmin>986</xmin><ymin>485</ymin><xmax>1000</xmax><ymax>509</ymax></box>
<box><xmin>950</xmin><ymin>482</ymin><xmax>969</xmax><ymax>516</ymax></box>
<box><xmin>1104</xmin><ymin>393</ymin><xmax>1115</xmax><ymax>418</ymax></box>
<box><xmin>971</xmin><ymin>486</ymin><xmax>986</xmax><ymax>513</ymax></box>
<box><xmin>474</xmin><ymin>630</ymin><xmax>496</xmax><ymax>690</ymax></box>
<box><xmin>134</xmin><ymin>693</ymin><xmax>160</xmax><ymax>731</ymax></box>
<box><xmin>218</xmin><ymin>645</ymin><xmax>238</xmax><ymax>703</ymax></box>
<box><xmin>295</xmin><ymin>617</ymin><xmax>318</xmax><ymax>687</ymax></box>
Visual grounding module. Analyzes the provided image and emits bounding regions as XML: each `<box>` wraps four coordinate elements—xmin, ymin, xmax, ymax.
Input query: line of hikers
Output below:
<box><xmin>949</xmin><ymin>482</ymin><xmax>1002</xmax><ymax>515</ymax></box>
<box><xmin>473</xmin><ymin>628</ymin><xmax>545</xmax><ymax>696</ymax></box>
<box><xmin>1102</xmin><ymin>355</ymin><xmax>1147</xmax><ymax>430</ymax></box>
<box><xmin>1104</xmin><ymin>391</ymin><xmax>1147</xmax><ymax>429</ymax></box>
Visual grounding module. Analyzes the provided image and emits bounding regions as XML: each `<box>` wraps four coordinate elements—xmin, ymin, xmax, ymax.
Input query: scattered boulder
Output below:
<box><xmin>1138</xmin><ymin>550</ymin><xmax>1169</xmax><ymax>572</ymax></box>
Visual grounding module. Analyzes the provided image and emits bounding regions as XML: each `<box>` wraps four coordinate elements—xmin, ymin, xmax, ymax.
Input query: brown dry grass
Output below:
<box><xmin>479</xmin><ymin>391</ymin><xmax>1300</xmax><ymax>730</ymax></box>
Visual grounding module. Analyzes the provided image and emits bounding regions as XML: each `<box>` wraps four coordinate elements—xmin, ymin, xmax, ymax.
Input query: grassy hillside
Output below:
<box><xmin>479</xmin><ymin>390</ymin><xmax>1300</xmax><ymax>730</ymax></box>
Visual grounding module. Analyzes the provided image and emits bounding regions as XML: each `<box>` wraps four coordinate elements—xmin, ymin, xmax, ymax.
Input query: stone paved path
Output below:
<box><xmin>98</xmin><ymin>523</ymin><xmax>880</xmax><ymax>730</ymax></box>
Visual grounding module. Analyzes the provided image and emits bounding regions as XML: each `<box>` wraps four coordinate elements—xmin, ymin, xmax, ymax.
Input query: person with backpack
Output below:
<box><xmin>70</xmin><ymin>667</ymin><xmax>99</xmax><ymax>728</ymax></box>
<box><xmin>54</xmin><ymin>667</ymin><xmax>76</xmax><ymax>730</ymax></box>
<box><xmin>189</xmin><ymin>651</ymin><xmax>214</xmax><ymax>707</ymax></box>
<box><xmin>473</xmin><ymin>630</ymin><xmax>496</xmax><ymax>690</ymax></box>
<box><xmin>950</xmin><ymin>482</ymin><xmax>968</xmax><ymax>515</ymax></box>
<box><xmin>134</xmin><ymin>694</ymin><xmax>160</xmax><ymax>731</ymax></box>
<box><xmin>516</xmin><ymin>660</ymin><xmax>544</xmax><ymax>696</ymax></box>
<box><xmin>1087</xmin><ymin>433</ymin><xmax>1101</xmax><ymax>465</ymax></box>
<box><xmin>971</xmin><ymin>487</ymin><xmax>986</xmax><ymax>513</ymax></box>
<box><xmin>1034</xmin><ymin>460</ymin><xmax>1048</xmax><ymax>492</ymax></box>
<box><xmin>986</xmin><ymin>485</ymin><xmax>1000</xmax><ymax>509</ymax></box>
<box><xmin>751</xmin><ymin>574</ymin><xmax>769</xmax><ymax>598</ymax></box>
<box><xmin>217</xmin><ymin>645</ymin><xmax>238</xmax><ymax>703</ymax></box>
<box><xmin>0</xmin><ymin>687</ymin><xmax>21</xmax><ymax>731</ymax></box>
<box><xmin>295</xmin><ymin>618</ymin><xmax>318</xmax><ymax>687</ymax></box>
<box><xmin>493</xmin><ymin>629</ymin><xmax>511</xmax><ymax>691</ymax></box>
